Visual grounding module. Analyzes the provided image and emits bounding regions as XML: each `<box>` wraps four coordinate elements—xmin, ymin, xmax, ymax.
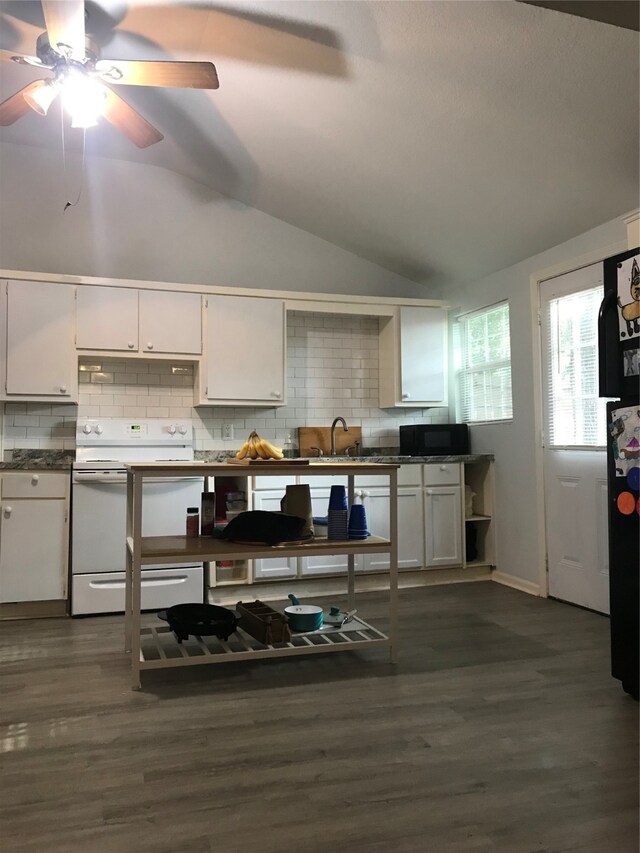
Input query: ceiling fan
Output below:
<box><xmin>0</xmin><ymin>0</ymin><xmax>220</xmax><ymax>147</ymax></box>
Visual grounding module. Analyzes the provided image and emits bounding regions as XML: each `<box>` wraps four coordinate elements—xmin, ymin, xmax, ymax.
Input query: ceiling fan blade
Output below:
<box><xmin>518</xmin><ymin>1</ymin><xmax>639</xmax><ymax>31</ymax></box>
<box><xmin>0</xmin><ymin>80</ymin><xmax>48</xmax><ymax>126</ymax></box>
<box><xmin>0</xmin><ymin>49</ymin><xmax>48</xmax><ymax>68</ymax></box>
<box><xmin>41</xmin><ymin>0</ymin><xmax>86</xmax><ymax>57</ymax></box>
<box><xmin>96</xmin><ymin>59</ymin><xmax>219</xmax><ymax>90</ymax></box>
<box><xmin>102</xmin><ymin>86</ymin><xmax>164</xmax><ymax>148</ymax></box>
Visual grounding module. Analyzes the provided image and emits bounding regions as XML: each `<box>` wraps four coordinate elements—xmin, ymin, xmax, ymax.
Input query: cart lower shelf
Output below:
<box><xmin>138</xmin><ymin>615</ymin><xmax>389</xmax><ymax>670</ymax></box>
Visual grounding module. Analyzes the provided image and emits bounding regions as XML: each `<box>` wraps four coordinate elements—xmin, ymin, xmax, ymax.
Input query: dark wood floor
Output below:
<box><xmin>0</xmin><ymin>582</ymin><xmax>637</xmax><ymax>853</ymax></box>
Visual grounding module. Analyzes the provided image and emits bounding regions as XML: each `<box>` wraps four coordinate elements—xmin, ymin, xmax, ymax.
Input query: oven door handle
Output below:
<box><xmin>72</xmin><ymin>472</ymin><xmax>127</xmax><ymax>484</ymax></box>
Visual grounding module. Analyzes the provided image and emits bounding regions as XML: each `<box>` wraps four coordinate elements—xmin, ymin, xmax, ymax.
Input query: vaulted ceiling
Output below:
<box><xmin>1</xmin><ymin>0</ymin><xmax>638</xmax><ymax>288</ymax></box>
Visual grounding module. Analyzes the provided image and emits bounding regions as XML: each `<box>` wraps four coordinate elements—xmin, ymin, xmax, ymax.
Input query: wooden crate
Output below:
<box><xmin>236</xmin><ymin>600</ymin><xmax>292</xmax><ymax>644</ymax></box>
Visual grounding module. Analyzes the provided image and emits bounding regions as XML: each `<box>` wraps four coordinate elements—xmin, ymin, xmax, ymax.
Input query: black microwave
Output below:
<box><xmin>399</xmin><ymin>424</ymin><xmax>470</xmax><ymax>457</ymax></box>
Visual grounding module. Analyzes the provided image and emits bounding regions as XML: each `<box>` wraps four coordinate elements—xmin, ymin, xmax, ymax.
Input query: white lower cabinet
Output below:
<box><xmin>424</xmin><ymin>485</ymin><xmax>462</xmax><ymax>568</ymax></box>
<box><xmin>423</xmin><ymin>463</ymin><xmax>462</xmax><ymax>568</ymax></box>
<box><xmin>0</xmin><ymin>472</ymin><xmax>69</xmax><ymax>603</ymax></box>
<box><xmin>360</xmin><ymin>487</ymin><xmax>424</xmax><ymax>572</ymax></box>
<box><xmin>252</xmin><ymin>490</ymin><xmax>297</xmax><ymax>579</ymax></box>
<box><xmin>301</xmin><ymin>487</ymin><xmax>357</xmax><ymax>576</ymax></box>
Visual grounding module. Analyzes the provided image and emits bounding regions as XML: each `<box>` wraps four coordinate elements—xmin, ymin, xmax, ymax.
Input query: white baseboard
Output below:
<box><xmin>491</xmin><ymin>571</ymin><xmax>540</xmax><ymax>597</ymax></box>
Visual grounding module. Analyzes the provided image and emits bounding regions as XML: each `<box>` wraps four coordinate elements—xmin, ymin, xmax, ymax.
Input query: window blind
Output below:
<box><xmin>543</xmin><ymin>285</ymin><xmax>606</xmax><ymax>447</ymax></box>
<box><xmin>457</xmin><ymin>302</ymin><xmax>513</xmax><ymax>423</ymax></box>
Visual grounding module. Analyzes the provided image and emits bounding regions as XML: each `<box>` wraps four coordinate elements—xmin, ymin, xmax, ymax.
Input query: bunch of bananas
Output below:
<box><xmin>236</xmin><ymin>430</ymin><xmax>284</xmax><ymax>460</ymax></box>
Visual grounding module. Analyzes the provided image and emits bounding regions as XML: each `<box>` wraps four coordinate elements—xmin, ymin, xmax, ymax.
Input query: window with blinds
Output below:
<box><xmin>456</xmin><ymin>302</ymin><xmax>513</xmax><ymax>423</ymax></box>
<box><xmin>544</xmin><ymin>285</ymin><xmax>606</xmax><ymax>447</ymax></box>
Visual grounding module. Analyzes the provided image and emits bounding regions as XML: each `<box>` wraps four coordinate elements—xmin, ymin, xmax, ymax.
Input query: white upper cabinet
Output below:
<box><xmin>379</xmin><ymin>306</ymin><xmax>447</xmax><ymax>407</ymax></box>
<box><xmin>76</xmin><ymin>286</ymin><xmax>138</xmax><ymax>351</ymax></box>
<box><xmin>76</xmin><ymin>286</ymin><xmax>202</xmax><ymax>356</ymax></box>
<box><xmin>1</xmin><ymin>280</ymin><xmax>77</xmax><ymax>401</ymax></box>
<box><xmin>139</xmin><ymin>290</ymin><xmax>202</xmax><ymax>354</ymax></box>
<box><xmin>199</xmin><ymin>295</ymin><xmax>285</xmax><ymax>406</ymax></box>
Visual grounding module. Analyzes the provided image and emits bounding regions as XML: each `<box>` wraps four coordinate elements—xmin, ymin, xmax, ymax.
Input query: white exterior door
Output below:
<box><xmin>540</xmin><ymin>264</ymin><xmax>609</xmax><ymax>613</ymax></box>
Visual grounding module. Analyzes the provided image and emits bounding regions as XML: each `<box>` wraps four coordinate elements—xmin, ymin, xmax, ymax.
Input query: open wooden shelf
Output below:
<box><xmin>139</xmin><ymin>616</ymin><xmax>389</xmax><ymax>670</ymax></box>
<box><xmin>127</xmin><ymin>534</ymin><xmax>392</xmax><ymax>565</ymax></box>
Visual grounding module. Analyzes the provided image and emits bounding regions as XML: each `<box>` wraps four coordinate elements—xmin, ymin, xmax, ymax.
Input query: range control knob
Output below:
<box><xmin>82</xmin><ymin>424</ymin><xmax>92</xmax><ymax>434</ymax></box>
<box><xmin>167</xmin><ymin>424</ymin><xmax>177</xmax><ymax>435</ymax></box>
<box><xmin>178</xmin><ymin>424</ymin><xmax>188</xmax><ymax>435</ymax></box>
<box><xmin>95</xmin><ymin>424</ymin><xmax>104</xmax><ymax>435</ymax></box>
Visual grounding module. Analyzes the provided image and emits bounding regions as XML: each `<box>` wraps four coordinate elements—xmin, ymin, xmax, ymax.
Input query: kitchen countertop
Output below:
<box><xmin>194</xmin><ymin>450</ymin><xmax>494</xmax><ymax>464</ymax></box>
<box><xmin>0</xmin><ymin>449</ymin><xmax>494</xmax><ymax>471</ymax></box>
<box><xmin>0</xmin><ymin>450</ymin><xmax>75</xmax><ymax>470</ymax></box>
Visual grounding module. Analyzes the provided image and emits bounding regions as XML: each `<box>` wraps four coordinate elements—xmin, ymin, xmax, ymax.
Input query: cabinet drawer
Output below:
<box><xmin>423</xmin><ymin>463</ymin><xmax>460</xmax><ymax>487</ymax></box>
<box><xmin>398</xmin><ymin>464</ymin><xmax>422</xmax><ymax>487</ymax></box>
<box><xmin>252</xmin><ymin>475</ymin><xmax>297</xmax><ymax>491</ymax></box>
<box><xmin>2</xmin><ymin>472</ymin><xmax>69</xmax><ymax>499</ymax></box>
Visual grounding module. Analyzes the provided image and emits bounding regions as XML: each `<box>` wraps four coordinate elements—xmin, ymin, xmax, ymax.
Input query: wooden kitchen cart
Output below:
<box><xmin>124</xmin><ymin>461</ymin><xmax>399</xmax><ymax>689</ymax></box>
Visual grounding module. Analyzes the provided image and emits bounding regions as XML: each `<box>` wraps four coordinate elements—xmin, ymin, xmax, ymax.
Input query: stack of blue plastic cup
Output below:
<box><xmin>348</xmin><ymin>503</ymin><xmax>369</xmax><ymax>539</ymax></box>
<box><xmin>327</xmin><ymin>485</ymin><xmax>348</xmax><ymax>539</ymax></box>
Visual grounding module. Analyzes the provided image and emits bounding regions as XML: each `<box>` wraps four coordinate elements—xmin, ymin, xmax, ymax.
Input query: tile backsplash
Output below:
<box><xmin>2</xmin><ymin>312</ymin><xmax>449</xmax><ymax>454</ymax></box>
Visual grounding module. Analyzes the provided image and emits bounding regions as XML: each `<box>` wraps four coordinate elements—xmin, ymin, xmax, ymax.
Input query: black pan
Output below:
<box><xmin>158</xmin><ymin>603</ymin><xmax>238</xmax><ymax>643</ymax></box>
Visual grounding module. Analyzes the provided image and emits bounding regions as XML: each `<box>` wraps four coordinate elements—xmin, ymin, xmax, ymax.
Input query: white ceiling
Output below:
<box><xmin>0</xmin><ymin>0</ymin><xmax>638</xmax><ymax>288</ymax></box>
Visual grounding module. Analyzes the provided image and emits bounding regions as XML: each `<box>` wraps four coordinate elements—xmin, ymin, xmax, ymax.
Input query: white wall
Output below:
<box><xmin>446</xmin><ymin>215</ymin><xmax>629</xmax><ymax>589</ymax></box>
<box><xmin>0</xmin><ymin>141</ymin><xmax>434</xmax><ymax>300</ymax></box>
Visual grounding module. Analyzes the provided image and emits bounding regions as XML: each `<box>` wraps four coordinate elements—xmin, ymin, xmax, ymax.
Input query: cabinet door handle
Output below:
<box><xmin>60</xmin><ymin>385</ymin><xmax>67</xmax><ymax>394</ymax></box>
<box><xmin>440</xmin><ymin>465</ymin><xmax>447</xmax><ymax>471</ymax></box>
<box><xmin>128</xmin><ymin>341</ymin><xmax>135</xmax><ymax>349</ymax></box>
<box><xmin>147</xmin><ymin>342</ymin><xmax>154</xmax><ymax>350</ymax></box>
<box><xmin>271</xmin><ymin>391</ymin><xmax>281</xmax><ymax>399</ymax></box>
<box><xmin>402</xmin><ymin>393</ymin><xmax>410</xmax><ymax>400</ymax></box>
<box><xmin>3</xmin><ymin>506</ymin><xmax>12</xmax><ymax>517</ymax></box>
<box><xmin>31</xmin><ymin>475</ymin><xmax>39</xmax><ymax>485</ymax></box>
<box><xmin>426</xmin><ymin>490</ymin><xmax>433</xmax><ymax>495</ymax></box>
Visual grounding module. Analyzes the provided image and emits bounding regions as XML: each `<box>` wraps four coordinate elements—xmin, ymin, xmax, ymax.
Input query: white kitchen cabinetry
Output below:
<box><xmin>76</xmin><ymin>286</ymin><xmax>202</xmax><ymax>355</ymax></box>
<box><xmin>379</xmin><ymin>306</ymin><xmax>447</xmax><ymax>407</ymax></box>
<box><xmin>0</xmin><ymin>472</ymin><xmax>69</xmax><ymax>604</ymax></box>
<box><xmin>198</xmin><ymin>295</ymin><xmax>285</xmax><ymax>406</ymax></box>
<box><xmin>423</xmin><ymin>463</ymin><xmax>462</xmax><ymax>568</ymax></box>
<box><xmin>0</xmin><ymin>280</ymin><xmax>77</xmax><ymax>402</ymax></box>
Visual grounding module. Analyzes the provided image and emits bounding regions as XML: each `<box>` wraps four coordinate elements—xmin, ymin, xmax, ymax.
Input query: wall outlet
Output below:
<box><xmin>222</xmin><ymin>424</ymin><xmax>234</xmax><ymax>440</ymax></box>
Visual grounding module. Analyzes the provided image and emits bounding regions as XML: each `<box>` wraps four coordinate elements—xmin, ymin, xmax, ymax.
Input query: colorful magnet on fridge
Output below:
<box><xmin>626</xmin><ymin>466</ymin><xmax>640</xmax><ymax>492</ymax></box>
<box><xmin>617</xmin><ymin>491</ymin><xmax>636</xmax><ymax>515</ymax></box>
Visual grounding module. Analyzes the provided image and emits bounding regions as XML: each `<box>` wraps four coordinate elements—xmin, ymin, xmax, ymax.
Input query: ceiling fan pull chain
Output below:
<box><xmin>60</xmin><ymin>109</ymin><xmax>86</xmax><ymax>212</ymax></box>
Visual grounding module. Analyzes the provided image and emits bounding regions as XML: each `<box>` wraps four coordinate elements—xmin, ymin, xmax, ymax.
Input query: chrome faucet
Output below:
<box><xmin>330</xmin><ymin>417</ymin><xmax>348</xmax><ymax>456</ymax></box>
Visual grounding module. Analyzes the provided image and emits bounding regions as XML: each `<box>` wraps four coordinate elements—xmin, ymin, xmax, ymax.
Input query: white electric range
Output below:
<box><xmin>71</xmin><ymin>418</ymin><xmax>204</xmax><ymax>615</ymax></box>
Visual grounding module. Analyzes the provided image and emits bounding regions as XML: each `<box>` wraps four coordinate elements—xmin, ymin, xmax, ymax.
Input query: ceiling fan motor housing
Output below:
<box><xmin>36</xmin><ymin>32</ymin><xmax>100</xmax><ymax>68</ymax></box>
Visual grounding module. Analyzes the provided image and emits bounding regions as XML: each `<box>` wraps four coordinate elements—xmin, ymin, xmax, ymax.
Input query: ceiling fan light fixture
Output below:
<box><xmin>23</xmin><ymin>79</ymin><xmax>60</xmax><ymax>116</ymax></box>
<box><xmin>62</xmin><ymin>73</ymin><xmax>107</xmax><ymax>128</ymax></box>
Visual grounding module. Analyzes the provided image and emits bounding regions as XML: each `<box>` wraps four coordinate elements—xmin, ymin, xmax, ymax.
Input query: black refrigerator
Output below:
<box><xmin>598</xmin><ymin>246</ymin><xmax>639</xmax><ymax>700</ymax></box>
